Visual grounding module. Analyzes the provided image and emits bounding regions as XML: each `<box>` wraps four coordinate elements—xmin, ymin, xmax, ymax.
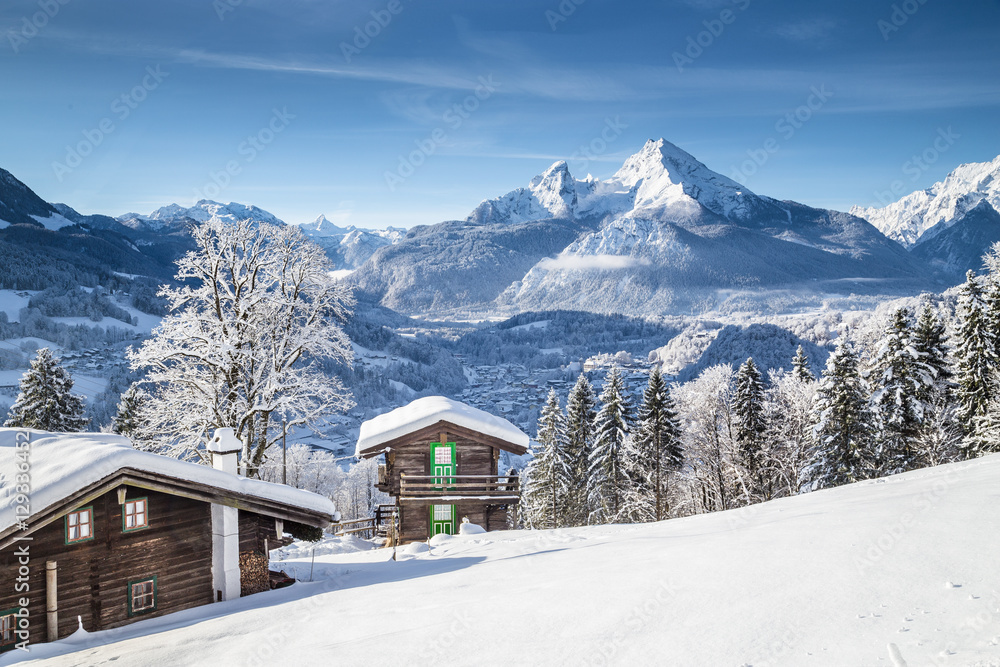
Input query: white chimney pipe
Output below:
<box><xmin>207</xmin><ymin>428</ymin><xmax>242</xmax><ymax>601</ymax></box>
<box><xmin>208</xmin><ymin>427</ymin><xmax>241</xmax><ymax>476</ymax></box>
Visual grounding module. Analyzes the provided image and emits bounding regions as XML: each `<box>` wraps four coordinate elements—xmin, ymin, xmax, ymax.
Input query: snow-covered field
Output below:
<box><xmin>0</xmin><ymin>291</ymin><xmax>30</xmax><ymax>321</ymax></box>
<box><xmin>5</xmin><ymin>455</ymin><xmax>999</xmax><ymax>666</ymax></box>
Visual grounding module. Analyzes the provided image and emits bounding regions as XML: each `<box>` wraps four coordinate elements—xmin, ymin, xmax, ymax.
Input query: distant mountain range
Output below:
<box><xmin>2</xmin><ymin>140</ymin><xmax>999</xmax><ymax>317</ymax></box>
<box><xmin>851</xmin><ymin>155</ymin><xmax>1000</xmax><ymax>278</ymax></box>
<box><xmin>353</xmin><ymin>139</ymin><xmax>932</xmax><ymax>316</ymax></box>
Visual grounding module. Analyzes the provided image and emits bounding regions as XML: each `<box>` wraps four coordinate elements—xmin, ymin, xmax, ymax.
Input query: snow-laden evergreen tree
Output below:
<box><xmin>4</xmin><ymin>348</ymin><xmax>88</xmax><ymax>432</ymax></box>
<box><xmin>801</xmin><ymin>338</ymin><xmax>875</xmax><ymax>491</ymax></box>
<box><xmin>522</xmin><ymin>390</ymin><xmax>573</xmax><ymax>529</ymax></box>
<box><xmin>622</xmin><ymin>367</ymin><xmax>683</xmax><ymax>522</ymax></box>
<box><xmin>954</xmin><ymin>270</ymin><xmax>999</xmax><ymax>456</ymax></box>
<box><xmin>588</xmin><ymin>366</ymin><xmax>634</xmax><ymax>524</ymax></box>
<box><xmin>765</xmin><ymin>369</ymin><xmax>818</xmax><ymax>497</ymax></box>
<box><xmin>564</xmin><ymin>373</ymin><xmax>597</xmax><ymax>526</ymax></box>
<box><xmin>971</xmin><ymin>396</ymin><xmax>1000</xmax><ymax>456</ymax></box>
<box><xmin>733</xmin><ymin>357</ymin><xmax>768</xmax><ymax>502</ymax></box>
<box><xmin>980</xmin><ymin>241</ymin><xmax>1000</xmax><ymax>355</ymax></box>
<box><xmin>910</xmin><ymin>302</ymin><xmax>961</xmax><ymax>465</ymax></box>
<box><xmin>112</xmin><ymin>383</ymin><xmax>147</xmax><ymax>440</ymax></box>
<box><xmin>792</xmin><ymin>345</ymin><xmax>814</xmax><ymax>382</ymax></box>
<box><xmin>869</xmin><ymin>308</ymin><xmax>932</xmax><ymax>475</ymax></box>
<box><xmin>129</xmin><ymin>218</ymin><xmax>354</xmax><ymax>472</ymax></box>
<box><xmin>912</xmin><ymin>302</ymin><xmax>953</xmax><ymax>400</ymax></box>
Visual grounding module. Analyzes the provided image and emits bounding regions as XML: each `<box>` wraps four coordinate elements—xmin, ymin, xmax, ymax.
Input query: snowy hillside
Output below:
<box><xmin>0</xmin><ymin>168</ymin><xmax>73</xmax><ymax>231</ymax></box>
<box><xmin>354</xmin><ymin>139</ymin><xmax>930</xmax><ymax>317</ymax></box>
<box><xmin>9</xmin><ymin>455</ymin><xmax>999</xmax><ymax>666</ymax></box>
<box><xmin>851</xmin><ymin>154</ymin><xmax>1000</xmax><ymax>247</ymax></box>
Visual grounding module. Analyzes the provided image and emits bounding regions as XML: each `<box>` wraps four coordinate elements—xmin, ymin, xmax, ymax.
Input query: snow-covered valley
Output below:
<box><xmin>5</xmin><ymin>454</ymin><xmax>998</xmax><ymax>666</ymax></box>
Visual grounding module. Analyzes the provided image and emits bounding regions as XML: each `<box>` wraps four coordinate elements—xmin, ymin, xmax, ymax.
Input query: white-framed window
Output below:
<box><xmin>129</xmin><ymin>577</ymin><xmax>157</xmax><ymax>616</ymax></box>
<box><xmin>123</xmin><ymin>498</ymin><xmax>148</xmax><ymax>532</ymax></box>
<box><xmin>433</xmin><ymin>504</ymin><xmax>452</xmax><ymax>521</ymax></box>
<box><xmin>66</xmin><ymin>507</ymin><xmax>93</xmax><ymax>543</ymax></box>
<box><xmin>434</xmin><ymin>446</ymin><xmax>453</xmax><ymax>464</ymax></box>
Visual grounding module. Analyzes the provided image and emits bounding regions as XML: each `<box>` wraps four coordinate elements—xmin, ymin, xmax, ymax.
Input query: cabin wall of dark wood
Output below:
<box><xmin>399</xmin><ymin>504</ymin><xmax>429</xmax><ymax>544</ymax></box>
<box><xmin>486</xmin><ymin>505</ymin><xmax>511</xmax><ymax>531</ymax></box>
<box><xmin>0</xmin><ymin>488</ymin><xmax>212</xmax><ymax>646</ymax></box>
<box><xmin>238</xmin><ymin>511</ymin><xmax>278</xmax><ymax>554</ymax></box>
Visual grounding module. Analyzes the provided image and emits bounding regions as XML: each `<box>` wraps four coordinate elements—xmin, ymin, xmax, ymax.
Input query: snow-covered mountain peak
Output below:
<box><xmin>850</xmin><ymin>153</ymin><xmax>1000</xmax><ymax>247</ymax></box>
<box><xmin>609</xmin><ymin>138</ymin><xmax>771</xmax><ymax>222</ymax></box>
<box><xmin>527</xmin><ymin>160</ymin><xmax>578</xmax><ymax>218</ymax></box>
<box><xmin>300</xmin><ymin>214</ymin><xmax>350</xmax><ymax>236</ymax></box>
<box><xmin>468</xmin><ymin>160</ymin><xmax>581</xmax><ymax>224</ymax></box>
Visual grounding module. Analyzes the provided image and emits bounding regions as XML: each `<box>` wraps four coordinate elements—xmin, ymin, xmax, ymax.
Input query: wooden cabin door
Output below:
<box><xmin>430</xmin><ymin>504</ymin><xmax>455</xmax><ymax>536</ymax></box>
<box><xmin>430</xmin><ymin>441</ymin><xmax>456</xmax><ymax>489</ymax></box>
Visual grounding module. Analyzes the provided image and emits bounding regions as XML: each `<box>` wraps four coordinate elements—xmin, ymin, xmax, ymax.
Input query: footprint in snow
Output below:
<box><xmin>945</xmin><ymin>581</ymin><xmax>962</xmax><ymax>588</ymax></box>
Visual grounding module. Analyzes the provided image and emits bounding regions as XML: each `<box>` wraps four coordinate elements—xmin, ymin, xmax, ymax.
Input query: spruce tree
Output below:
<box><xmin>113</xmin><ymin>383</ymin><xmax>147</xmax><ymax>439</ymax></box>
<box><xmin>564</xmin><ymin>373</ymin><xmax>597</xmax><ymax>526</ymax></box>
<box><xmin>912</xmin><ymin>302</ymin><xmax>953</xmax><ymax>400</ymax></box>
<box><xmin>801</xmin><ymin>338</ymin><xmax>875</xmax><ymax>491</ymax></box>
<box><xmin>980</xmin><ymin>241</ymin><xmax>1000</xmax><ymax>356</ymax></box>
<box><xmin>733</xmin><ymin>357</ymin><xmax>768</xmax><ymax>501</ymax></box>
<box><xmin>911</xmin><ymin>302</ymin><xmax>960</xmax><ymax>465</ymax></box>
<box><xmin>588</xmin><ymin>366</ymin><xmax>634</xmax><ymax>524</ymax></box>
<box><xmin>624</xmin><ymin>367</ymin><xmax>683</xmax><ymax>522</ymax></box>
<box><xmin>522</xmin><ymin>390</ymin><xmax>573</xmax><ymax>529</ymax></box>
<box><xmin>869</xmin><ymin>308</ymin><xmax>930</xmax><ymax>474</ymax></box>
<box><xmin>4</xmin><ymin>348</ymin><xmax>88</xmax><ymax>432</ymax></box>
<box><xmin>792</xmin><ymin>345</ymin><xmax>814</xmax><ymax>382</ymax></box>
<box><xmin>955</xmin><ymin>270</ymin><xmax>999</xmax><ymax>455</ymax></box>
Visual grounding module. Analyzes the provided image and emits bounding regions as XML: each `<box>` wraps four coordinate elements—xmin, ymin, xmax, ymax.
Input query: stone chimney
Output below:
<box><xmin>207</xmin><ymin>428</ymin><xmax>241</xmax><ymax>601</ymax></box>
<box><xmin>208</xmin><ymin>427</ymin><xmax>241</xmax><ymax>475</ymax></box>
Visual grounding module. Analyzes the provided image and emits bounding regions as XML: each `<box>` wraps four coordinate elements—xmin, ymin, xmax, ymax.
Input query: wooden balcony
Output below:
<box><xmin>398</xmin><ymin>474</ymin><xmax>520</xmax><ymax>503</ymax></box>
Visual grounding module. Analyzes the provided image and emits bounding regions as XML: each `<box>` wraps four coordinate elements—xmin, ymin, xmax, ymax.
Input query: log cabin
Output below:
<box><xmin>356</xmin><ymin>396</ymin><xmax>529</xmax><ymax>544</ymax></box>
<box><xmin>0</xmin><ymin>427</ymin><xmax>336</xmax><ymax>653</ymax></box>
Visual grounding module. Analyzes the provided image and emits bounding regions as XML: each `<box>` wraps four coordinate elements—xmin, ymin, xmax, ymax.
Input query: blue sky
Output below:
<box><xmin>2</xmin><ymin>0</ymin><xmax>998</xmax><ymax>228</ymax></box>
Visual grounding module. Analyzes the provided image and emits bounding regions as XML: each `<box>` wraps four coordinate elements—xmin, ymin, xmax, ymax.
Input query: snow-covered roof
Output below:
<box><xmin>356</xmin><ymin>396</ymin><xmax>529</xmax><ymax>456</ymax></box>
<box><xmin>0</xmin><ymin>429</ymin><xmax>336</xmax><ymax>536</ymax></box>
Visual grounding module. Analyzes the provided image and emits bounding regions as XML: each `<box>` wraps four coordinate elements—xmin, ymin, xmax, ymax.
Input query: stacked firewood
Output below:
<box><xmin>239</xmin><ymin>550</ymin><xmax>270</xmax><ymax>596</ymax></box>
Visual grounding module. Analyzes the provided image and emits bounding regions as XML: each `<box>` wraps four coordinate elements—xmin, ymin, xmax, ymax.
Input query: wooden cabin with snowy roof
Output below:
<box><xmin>355</xmin><ymin>396</ymin><xmax>529</xmax><ymax>544</ymax></box>
<box><xmin>0</xmin><ymin>428</ymin><xmax>336</xmax><ymax>652</ymax></box>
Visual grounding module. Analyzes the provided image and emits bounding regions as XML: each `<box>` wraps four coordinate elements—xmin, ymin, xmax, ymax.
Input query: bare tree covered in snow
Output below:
<box><xmin>673</xmin><ymin>364</ymin><xmax>736</xmax><ymax>514</ymax></box>
<box><xmin>129</xmin><ymin>218</ymin><xmax>354</xmax><ymax>473</ymax></box>
<box><xmin>258</xmin><ymin>445</ymin><xmax>389</xmax><ymax>519</ymax></box>
<box><xmin>764</xmin><ymin>369</ymin><xmax>817</xmax><ymax>497</ymax></box>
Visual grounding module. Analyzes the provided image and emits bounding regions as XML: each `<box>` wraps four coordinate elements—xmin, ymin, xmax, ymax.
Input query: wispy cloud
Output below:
<box><xmin>773</xmin><ymin>18</ymin><xmax>840</xmax><ymax>43</ymax></box>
